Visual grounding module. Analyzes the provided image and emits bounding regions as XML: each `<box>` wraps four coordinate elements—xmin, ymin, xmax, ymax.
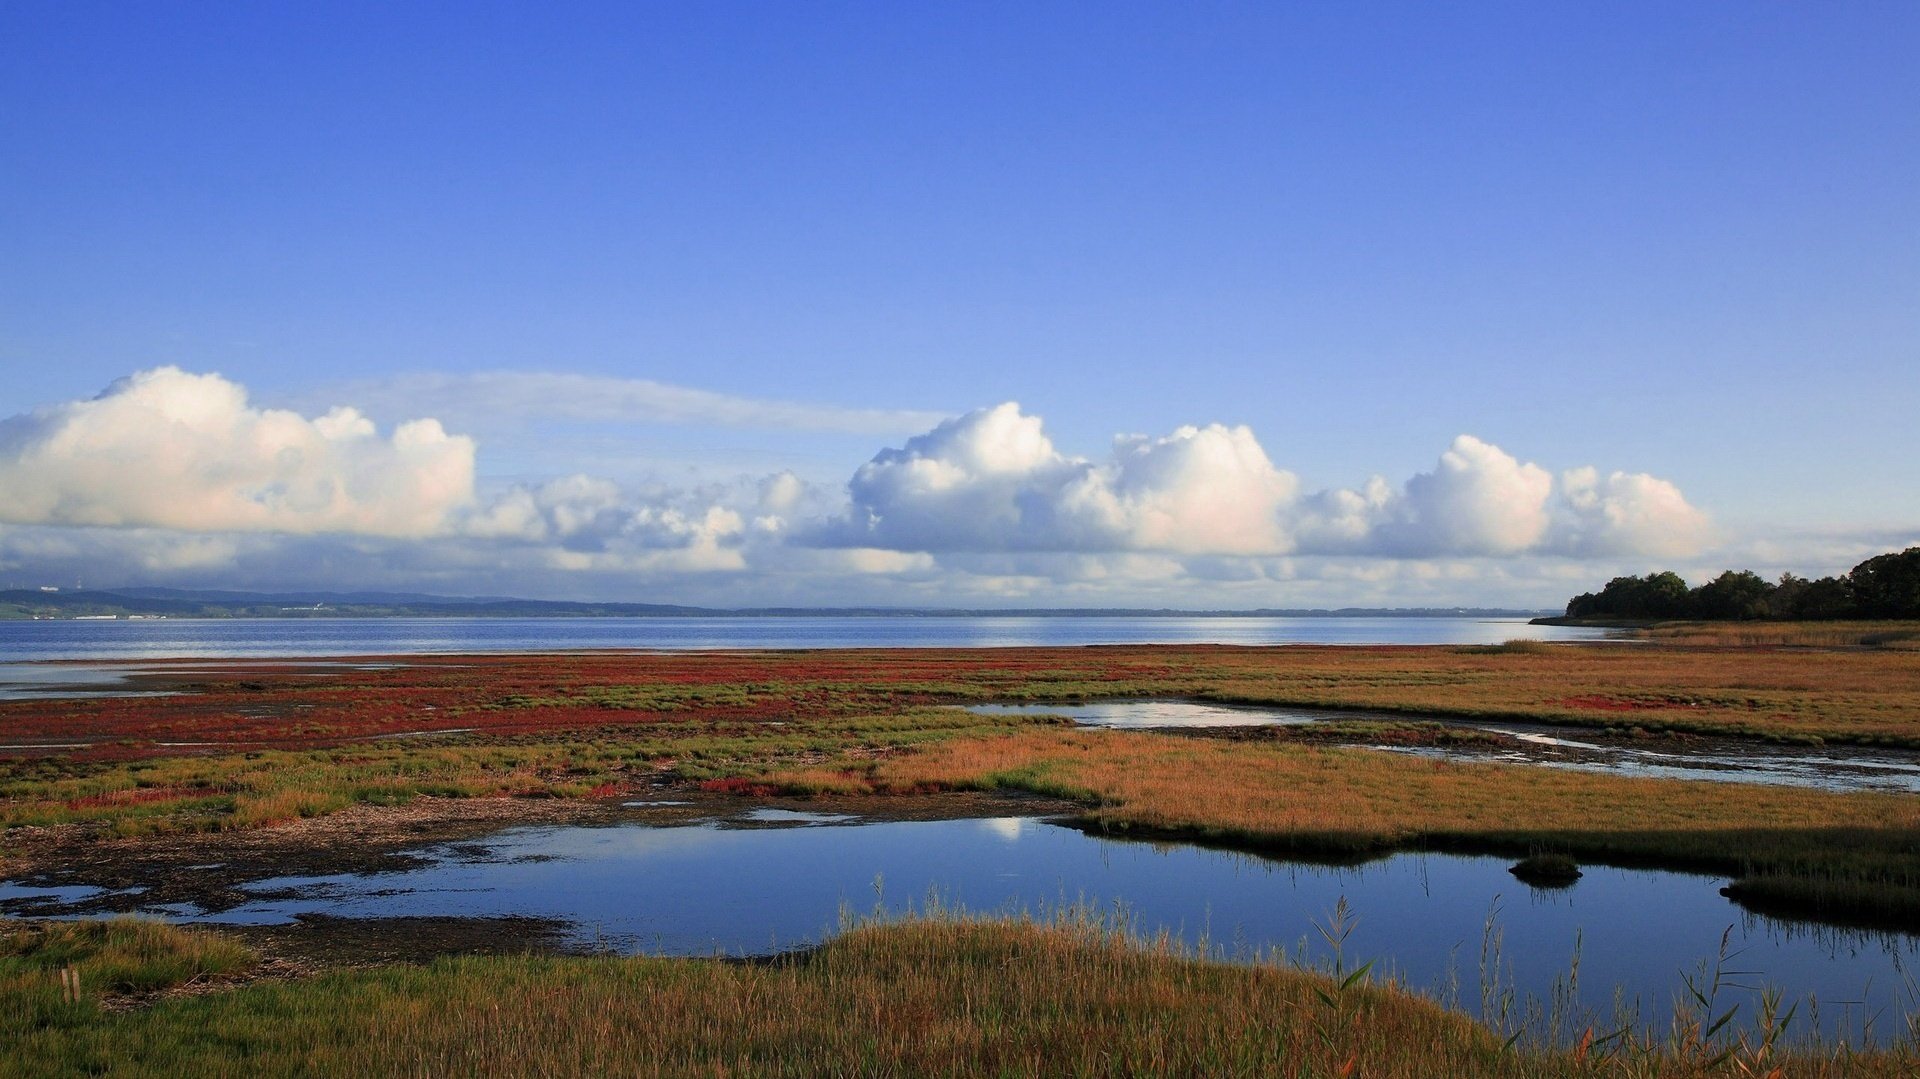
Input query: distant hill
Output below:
<box><xmin>0</xmin><ymin>588</ymin><xmax>707</xmax><ymax>620</ymax></box>
<box><xmin>0</xmin><ymin>587</ymin><xmax>1551</xmax><ymax>621</ymax></box>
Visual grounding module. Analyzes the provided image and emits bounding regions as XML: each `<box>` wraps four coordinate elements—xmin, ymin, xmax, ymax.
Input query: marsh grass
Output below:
<box><xmin>1455</xmin><ymin>638</ymin><xmax>1558</xmax><ymax>656</ymax></box>
<box><xmin>9</xmin><ymin>647</ymin><xmax>1920</xmax><ymax>937</ymax></box>
<box><xmin>0</xmin><ymin>706</ymin><xmax>1041</xmax><ymax>835</ymax></box>
<box><xmin>1634</xmin><ymin>621</ymin><xmax>1920</xmax><ymax>650</ymax></box>
<box><xmin>1</xmin><ymin>910</ymin><xmax>1912</xmax><ymax>1078</ymax></box>
<box><xmin>1</xmin><ymin>917</ymin><xmax>255</xmax><ymax>1028</ymax></box>
<box><xmin>771</xmin><ymin>728</ymin><xmax>1920</xmax><ymax>925</ymax></box>
<box><xmin>8</xmin><ymin>643</ymin><xmax>1920</xmax><ymax>841</ymax></box>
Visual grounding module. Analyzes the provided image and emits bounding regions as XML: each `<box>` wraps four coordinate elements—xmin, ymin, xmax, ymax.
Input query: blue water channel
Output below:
<box><xmin>9</xmin><ymin>811</ymin><xmax>1911</xmax><ymax>1047</ymax></box>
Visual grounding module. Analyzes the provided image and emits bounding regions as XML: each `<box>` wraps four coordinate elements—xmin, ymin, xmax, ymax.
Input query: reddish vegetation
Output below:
<box><xmin>1551</xmin><ymin>694</ymin><xmax>1669</xmax><ymax>712</ymax></box>
<box><xmin>696</xmin><ymin>777</ymin><xmax>781</xmax><ymax>796</ymax></box>
<box><xmin>0</xmin><ymin>649</ymin><xmax>1182</xmax><ymax>763</ymax></box>
<box><xmin>7</xmin><ymin>642</ymin><xmax>1919</xmax><ymax>762</ymax></box>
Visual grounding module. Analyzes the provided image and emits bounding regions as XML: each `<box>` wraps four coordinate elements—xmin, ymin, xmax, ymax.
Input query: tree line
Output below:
<box><xmin>1564</xmin><ymin>545</ymin><xmax>1920</xmax><ymax>621</ymax></box>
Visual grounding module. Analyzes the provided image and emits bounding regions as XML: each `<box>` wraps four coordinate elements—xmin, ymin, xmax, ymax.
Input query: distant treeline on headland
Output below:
<box><xmin>1564</xmin><ymin>546</ymin><xmax>1920</xmax><ymax>621</ymax></box>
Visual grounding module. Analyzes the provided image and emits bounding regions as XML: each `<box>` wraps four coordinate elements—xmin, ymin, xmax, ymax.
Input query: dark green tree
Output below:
<box><xmin>1770</xmin><ymin>573</ymin><xmax>1854</xmax><ymax>619</ymax></box>
<box><xmin>1559</xmin><ymin>546</ymin><xmax>1919</xmax><ymax>622</ymax></box>
<box><xmin>1848</xmin><ymin>547</ymin><xmax>1920</xmax><ymax>618</ymax></box>
<box><xmin>1641</xmin><ymin>571</ymin><xmax>1691</xmax><ymax>617</ymax></box>
<box><xmin>1572</xmin><ymin>571</ymin><xmax>1694</xmax><ymax>618</ymax></box>
<box><xmin>1689</xmin><ymin>570</ymin><xmax>1772</xmax><ymax>620</ymax></box>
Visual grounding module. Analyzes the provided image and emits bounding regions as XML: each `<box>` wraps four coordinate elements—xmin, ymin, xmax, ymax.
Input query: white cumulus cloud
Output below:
<box><xmin>0</xmin><ymin>367</ymin><xmax>476</xmax><ymax>537</ymax></box>
<box><xmin>0</xmin><ymin>371</ymin><xmax>1724</xmax><ymax>606</ymax></box>
<box><xmin>816</xmin><ymin>403</ymin><xmax>1301</xmax><ymax>555</ymax></box>
<box><xmin>1307</xmin><ymin>435</ymin><xmax>1554</xmax><ymax>557</ymax></box>
<box><xmin>813</xmin><ymin>406</ymin><xmax>1709</xmax><ymax>561</ymax></box>
<box><xmin>1556</xmin><ymin>466</ymin><xmax>1714</xmax><ymax>558</ymax></box>
<box><xmin>465</xmin><ymin>475</ymin><xmax>750</xmax><ymax>572</ymax></box>
<box><xmin>1385</xmin><ymin>435</ymin><xmax>1554</xmax><ymax>555</ymax></box>
<box><xmin>1062</xmin><ymin>425</ymin><xmax>1300</xmax><ymax>555</ymax></box>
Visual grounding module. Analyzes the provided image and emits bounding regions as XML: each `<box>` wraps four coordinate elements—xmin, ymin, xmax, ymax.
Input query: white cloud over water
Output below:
<box><xmin>813</xmin><ymin>404</ymin><xmax>1300</xmax><ymax>554</ymax></box>
<box><xmin>0</xmin><ymin>367</ymin><xmax>475</xmax><ymax>536</ymax></box>
<box><xmin>1557</xmin><ymin>466</ymin><xmax>1714</xmax><ymax>558</ymax></box>
<box><xmin>467</xmin><ymin>474</ymin><xmax>750</xmax><ymax>573</ymax></box>
<box><xmin>1374</xmin><ymin>435</ymin><xmax>1554</xmax><ymax>556</ymax></box>
<box><xmin>0</xmin><ymin>370</ymin><xmax>1732</xmax><ymax>607</ymax></box>
<box><xmin>813</xmin><ymin>404</ymin><xmax>1710</xmax><ymax>561</ymax></box>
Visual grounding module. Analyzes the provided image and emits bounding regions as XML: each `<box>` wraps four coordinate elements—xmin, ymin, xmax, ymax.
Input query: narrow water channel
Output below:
<box><xmin>6</xmin><ymin>811</ymin><xmax>1913</xmax><ymax>1046</ymax></box>
<box><xmin>966</xmin><ymin>701</ymin><xmax>1920</xmax><ymax>795</ymax></box>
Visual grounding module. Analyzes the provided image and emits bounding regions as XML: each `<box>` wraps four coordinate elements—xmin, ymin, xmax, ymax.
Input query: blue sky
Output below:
<box><xmin>2</xmin><ymin>4</ymin><xmax>1915</xmax><ymax>607</ymax></box>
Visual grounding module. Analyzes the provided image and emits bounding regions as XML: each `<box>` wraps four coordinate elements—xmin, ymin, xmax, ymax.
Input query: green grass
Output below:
<box><xmin>1</xmin><ymin>913</ymin><xmax>1910</xmax><ymax>1078</ymax></box>
<box><xmin>2</xmin><ymin>917</ymin><xmax>255</xmax><ymax>1032</ymax></box>
<box><xmin>0</xmin><ymin>707</ymin><xmax>1045</xmax><ymax>836</ymax></box>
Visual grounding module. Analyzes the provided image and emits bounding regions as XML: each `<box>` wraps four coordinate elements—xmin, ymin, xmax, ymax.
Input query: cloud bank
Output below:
<box><xmin>814</xmin><ymin>404</ymin><xmax>1710</xmax><ymax>560</ymax></box>
<box><xmin>0</xmin><ymin>370</ymin><xmax>1728</xmax><ymax>607</ymax></box>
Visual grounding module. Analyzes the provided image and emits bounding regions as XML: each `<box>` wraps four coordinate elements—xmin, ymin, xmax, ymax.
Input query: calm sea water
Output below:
<box><xmin>0</xmin><ymin>615</ymin><xmax>1602</xmax><ymax>662</ymax></box>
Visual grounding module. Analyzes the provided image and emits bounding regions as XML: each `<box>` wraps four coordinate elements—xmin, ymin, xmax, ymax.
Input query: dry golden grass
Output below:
<box><xmin>774</xmin><ymin>727</ymin><xmax>1920</xmax><ymax>921</ymax></box>
<box><xmin>5</xmin><ymin>915</ymin><xmax>1909</xmax><ymax>1077</ymax></box>
<box><xmin>788</xmin><ymin>728</ymin><xmax>1916</xmax><ymax>845</ymax></box>
<box><xmin>1171</xmin><ymin>642</ymin><xmax>1920</xmax><ymax>746</ymax></box>
<box><xmin>1631</xmin><ymin>621</ymin><xmax>1920</xmax><ymax>650</ymax></box>
<box><xmin>9</xmin><ymin>643</ymin><xmax>1920</xmax><ymax>840</ymax></box>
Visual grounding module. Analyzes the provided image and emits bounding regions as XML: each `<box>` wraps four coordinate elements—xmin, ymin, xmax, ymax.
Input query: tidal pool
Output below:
<box><xmin>0</xmin><ymin>662</ymin><xmax>176</xmax><ymax>703</ymax></box>
<box><xmin>12</xmin><ymin>812</ymin><xmax>1913</xmax><ymax>1046</ymax></box>
<box><xmin>968</xmin><ymin>701</ymin><xmax>1920</xmax><ymax>795</ymax></box>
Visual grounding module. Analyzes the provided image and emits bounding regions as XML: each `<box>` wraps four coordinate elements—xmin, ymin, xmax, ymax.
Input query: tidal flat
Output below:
<box><xmin>5</xmin><ymin>638</ymin><xmax>1920</xmax><ymax>1074</ymax></box>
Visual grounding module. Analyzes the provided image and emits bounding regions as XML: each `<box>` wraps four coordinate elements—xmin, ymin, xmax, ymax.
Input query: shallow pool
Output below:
<box><xmin>9</xmin><ymin>811</ymin><xmax>1912</xmax><ymax>1046</ymax></box>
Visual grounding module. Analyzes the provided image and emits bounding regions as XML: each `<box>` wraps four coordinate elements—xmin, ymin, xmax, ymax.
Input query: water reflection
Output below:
<box><xmin>970</xmin><ymin>700</ymin><xmax>1302</xmax><ymax>729</ymax></box>
<box><xmin>980</xmin><ymin>817</ymin><xmax>1026</xmax><ymax>842</ymax></box>
<box><xmin>0</xmin><ymin>662</ymin><xmax>177</xmax><ymax>702</ymax></box>
<box><xmin>9</xmin><ymin>814</ymin><xmax>1911</xmax><ymax>1045</ymax></box>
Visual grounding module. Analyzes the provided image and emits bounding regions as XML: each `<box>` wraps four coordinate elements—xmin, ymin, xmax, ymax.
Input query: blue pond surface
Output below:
<box><xmin>94</xmin><ymin>813</ymin><xmax>1920</xmax><ymax>1047</ymax></box>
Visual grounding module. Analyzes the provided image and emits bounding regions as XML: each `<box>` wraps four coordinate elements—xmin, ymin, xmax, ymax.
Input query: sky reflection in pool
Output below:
<box><xmin>92</xmin><ymin>814</ymin><xmax>1920</xmax><ymax>1046</ymax></box>
<box><xmin>968</xmin><ymin>700</ymin><xmax>1306</xmax><ymax>728</ymax></box>
<box><xmin>969</xmin><ymin>701</ymin><xmax>1920</xmax><ymax>795</ymax></box>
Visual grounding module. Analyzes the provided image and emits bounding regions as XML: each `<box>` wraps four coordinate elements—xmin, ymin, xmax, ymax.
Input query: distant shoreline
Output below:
<box><xmin>1527</xmin><ymin>615</ymin><xmax>1659</xmax><ymax>628</ymax></box>
<box><xmin>0</xmin><ymin>587</ymin><xmax>1551</xmax><ymax>622</ymax></box>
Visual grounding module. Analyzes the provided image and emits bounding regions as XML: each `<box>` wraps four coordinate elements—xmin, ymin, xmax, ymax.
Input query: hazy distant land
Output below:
<box><xmin>0</xmin><ymin>586</ymin><xmax>1549</xmax><ymax>621</ymax></box>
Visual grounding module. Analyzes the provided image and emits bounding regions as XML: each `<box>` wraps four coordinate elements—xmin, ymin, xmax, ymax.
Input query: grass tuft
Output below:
<box><xmin>1509</xmin><ymin>853</ymin><xmax>1583</xmax><ymax>887</ymax></box>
